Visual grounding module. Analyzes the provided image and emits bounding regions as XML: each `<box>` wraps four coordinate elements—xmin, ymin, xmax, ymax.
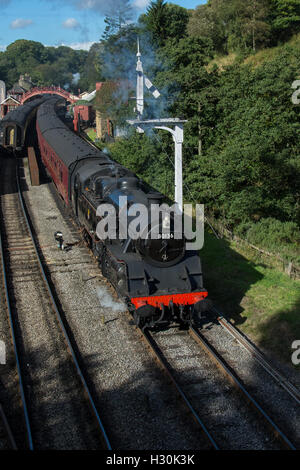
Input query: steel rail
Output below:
<box><xmin>212</xmin><ymin>308</ymin><xmax>300</xmax><ymax>405</ymax></box>
<box><xmin>15</xmin><ymin>160</ymin><xmax>112</xmax><ymax>450</ymax></box>
<box><xmin>79</xmin><ymin>131</ymin><xmax>100</xmax><ymax>151</ymax></box>
<box><xmin>189</xmin><ymin>325</ymin><xmax>296</xmax><ymax>450</ymax></box>
<box><xmin>0</xmin><ymin>403</ymin><xmax>18</xmax><ymax>450</ymax></box>
<box><xmin>136</xmin><ymin>325</ymin><xmax>219</xmax><ymax>450</ymax></box>
<box><xmin>0</xmin><ymin>162</ymin><xmax>34</xmax><ymax>450</ymax></box>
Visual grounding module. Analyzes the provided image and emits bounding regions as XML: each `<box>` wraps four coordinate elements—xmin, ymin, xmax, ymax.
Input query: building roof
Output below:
<box><xmin>73</xmin><ymin>100</ymin><xmax>93</xmax><ymax>106</ymax></box>
<box><xmin>80</xmin><ymin>90</ymin><xmax>96</xmax><ymax>101</ymax></box>
<box><xmin>1</xmin><ymin>95</ymin><xmax>20</xmax><ymax>105</ymax></box>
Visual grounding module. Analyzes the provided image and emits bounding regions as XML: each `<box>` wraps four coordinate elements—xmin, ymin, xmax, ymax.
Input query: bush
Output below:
<box><xmin>241</xmin><ymin>218</ymin><xmax>300</xmax><ymax>263</ymax></box>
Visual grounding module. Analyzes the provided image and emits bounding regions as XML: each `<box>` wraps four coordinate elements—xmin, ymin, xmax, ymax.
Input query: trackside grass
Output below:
<box><xmin>201</xmin><ymin>230</ymin><xmax>300</xmax><ymax>365</ymax></box>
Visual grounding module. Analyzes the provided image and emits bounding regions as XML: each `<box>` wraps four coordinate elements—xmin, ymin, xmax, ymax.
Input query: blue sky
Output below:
<box><xmin>0</xmin><ymin>0</ymin><xmax>206</xmax><ymax>51</ymax></box>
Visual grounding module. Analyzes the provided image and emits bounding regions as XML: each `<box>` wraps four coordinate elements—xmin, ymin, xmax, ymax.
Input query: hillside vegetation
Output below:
<box><xmin>0</xmin><ymin>40</ymin><xmax>88</xmax><ymax>92</ymax></box>
<box><xmin>95</xmin><ymin>1</ymin><xmax>300</xmax><ymax>266</ymax></box>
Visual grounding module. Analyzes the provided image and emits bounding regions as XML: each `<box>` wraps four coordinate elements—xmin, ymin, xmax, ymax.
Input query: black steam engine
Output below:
<box><xmin>5</xmin><ymin>96</ymin><xmax>209</xmax><ymax>329</ymax></box>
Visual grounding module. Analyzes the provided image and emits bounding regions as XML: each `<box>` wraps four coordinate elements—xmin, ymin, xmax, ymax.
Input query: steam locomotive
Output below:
<box><xmin>4</xmin><ymin>96</ymin><xmax>210</xmax><ymax>329</ymax></box>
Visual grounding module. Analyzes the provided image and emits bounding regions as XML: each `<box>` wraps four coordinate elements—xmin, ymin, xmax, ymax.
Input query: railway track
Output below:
<box><xmin>0</xmin><ymin>403</ymin><xmax>17</xmax><ymax>449</ymax></box>
<box><xmin>136</xmin><ymin>323</ymin><xmax>219</xmax><ymax>450</ymax></box>
<box><xmin>22</xmin><ymin>155</ymin><xmax>213</xmax><ymax>450</ymax></box>
<box><xmin>135</xmin><ymin>321</ymin><xmax>296</xmax><ymax>450</ymax></box>
<box><xmin>0</xmin><ymin>154</ymin><xmax>111</xmax><ymax>450</ymax></box>
<box><xmin>214</xmin><ymin>309</ymin><xmax>300</xmax><ymax>405</ymax></box>
<box><xmin>188</xmin><ymin>325</ymin><xmax>296</xmax><ymax>449</ymax></box>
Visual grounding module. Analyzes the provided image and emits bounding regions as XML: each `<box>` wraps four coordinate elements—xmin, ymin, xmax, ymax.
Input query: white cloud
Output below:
<box><xmin>10</xmin><ymin>18</ymin><xmax>33</xmax><ymax>29</ymax></box>
<box><xmin>62</xmin><ymin>18</ymin><xmax>80</xmax><ymax>29</ymax></box>
<box><xmin>71</xmin><ymin>0</ymin><xmax>106</xmax><ymax>11</ymax></box>
<box><xmin>46</xmin><ymin>0</ymin><xmax>108</xmax><ymax>13</ymax></box>
<box><xmin>67</xmin><ymin>41</ymin><xmax>95</xmax><ymax>50</ymax></box>
<box><xmin>47</xmin><ymin>0</ymin><xmax>137</xmax><ymax>15</ymax></box>
<box><xmin>133</xmin><ymin>0</ymin><xmax>150</xmax><ymax>9</ymax></box>
<box><xmin>0</xmin><ymin>45</ymin><xmax>6</xmax><ymax>51</ymax></box>
<box><xmin>49</xmin><ymin>41</ymin><xmax>95</xmax><ymax>51</ymax></box>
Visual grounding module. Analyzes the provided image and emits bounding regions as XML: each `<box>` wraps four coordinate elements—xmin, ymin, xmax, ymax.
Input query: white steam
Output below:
<box><xmin>96</xmin><ymin>286</ymin><xmax>127</xmax><ymax>313</ymax></box>
<box><xmin>72</xmin><ymin>72</ymin><xmax>81</xmax><ymax>85</ymax></box>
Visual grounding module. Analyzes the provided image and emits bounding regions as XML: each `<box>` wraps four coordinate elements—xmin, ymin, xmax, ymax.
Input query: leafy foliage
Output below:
<box><xmin>270</xmin><ymin>0</ymin><xmax>300</xmax><ymax>40</ymax></box>
<box><xmin>101</xmin><ymin>0</ymin><xmax>133</xmax><ymax>41</ymax></box>
<box><xmin>3</xmin><ymin>3</ymin><xmax>299</xmax><ymax>261</ymax></box>
<box><xmin>140</xmin><ymin>0</ymin><xmax>190</xmax><ymax>46</ymax></box>
<box><xmin>108</xmin><ymin>130</ymin><xmax>175</xmax><ymax>196</ymax></box>
<box><xmin>103</xmin><ymin>8</ymin><xmax>300</xmax><ymax>260</ymax></box>
<box><xmin>0</xmin><ymin>39</ymin><xmax>88</xmax><ymax>91</ymax></box>
<box><xmin>77</xmin><ymin>43</ymin><xmax>104</xmax><ymax>92</ymax></box>
<box><xmin>187</xmin><ymin>0</ymin><xmax>300</xmax><ymax>53</ymax></box>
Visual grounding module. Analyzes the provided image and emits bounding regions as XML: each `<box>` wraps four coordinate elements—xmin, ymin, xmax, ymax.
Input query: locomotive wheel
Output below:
<box><xmin>133</xmin><ymin>310</ymin><xmax>143</xmax><ymax>328</ymax></box>
<box><xmin>133</xmin><ymin>305</ymin><xmax>163</xmax><ymax>330</ymax></box>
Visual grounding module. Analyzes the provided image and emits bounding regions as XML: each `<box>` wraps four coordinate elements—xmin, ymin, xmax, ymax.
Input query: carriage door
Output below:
<box><xmin>6</xmin><ymin>126</ymin><xmax>15</xmax><ymax>146</ymax></box>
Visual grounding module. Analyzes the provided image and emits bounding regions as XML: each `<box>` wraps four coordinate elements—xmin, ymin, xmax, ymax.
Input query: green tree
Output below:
<box><xmin>100</xmin><ymin>24</ymin><xmax>140</xmax><ymax>81</ymax></box>
<box><xmin>187</xmin><ymin>1</ymin><xmax>227</xmax><ymax>52</ymax></box>
<box><xmin>0</xmin><ymin>39</ymin><xmax>88</xmax><ymax>90</ymax></box>
<box><xmin>188</xmin><ymin>50</ymin><xmax>300</xmax><ymax>237</ymax></box>
<box><xmin>270</xmin><ymin>0</ymin><xmax>300</xmax><ymax>40</ymax></box>
<box><xmin>140</xmin><ymin>1</ymin><xmax>190</xmax><ymax>46</ymax></box>
<box><xmin>141</xmin><ymin>0</ymin><xmax>168</xmax><ymax>46</ymax></box>
<box><xmin>188</xmin><ymin>0</ymin><xmax>271</xmax><ymax>53</ymax></box>
<box><xmin>78</xmin><ymin>43</ymin><xmax>104</xmax><ymax>91</ymax></box>
<box><xmin>241</xmin><ymin>0</ymin><xmax>271</xmax><ymax>51</ymax></box>
<box><xmin>101</xmin><ymin>0</ymin><xmax>133</xmax><ymax>40</ymax></box>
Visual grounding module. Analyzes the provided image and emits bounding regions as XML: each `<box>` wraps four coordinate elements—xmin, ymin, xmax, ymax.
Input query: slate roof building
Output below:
<box><xmin>0</xmin><ymin>96</ymin><xmax>20</xmax><ymax>118</ymax></box>
<box><xmin>1</xmin><ymin>74</ymin><xmax>34</xmax><ymax>118</ymax></box>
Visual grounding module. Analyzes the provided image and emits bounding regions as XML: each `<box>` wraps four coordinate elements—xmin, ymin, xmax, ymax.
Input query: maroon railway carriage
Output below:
<box><xmin>36</xmin><ymin>98</ymin><xmax>107</xmax><ymax>206</ymax></box>
<box><xmin>36</xmin><ymin>119</ymin><xmax>69</xmax><ymax>203</ymax></box>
